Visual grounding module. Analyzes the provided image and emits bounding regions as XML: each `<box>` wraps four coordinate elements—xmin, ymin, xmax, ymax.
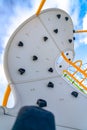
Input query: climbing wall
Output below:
<box><xmin>4</xmin><ymin>8</ymin><xmax>74</xmax><ymax>84</ymax></box>
<box><xmin>2</xmin><ymin>8</ymin><xmax>87</xmax><ymax>130</ymax></box>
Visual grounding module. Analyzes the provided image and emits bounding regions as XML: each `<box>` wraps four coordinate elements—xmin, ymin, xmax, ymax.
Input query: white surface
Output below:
<box><xmin>9</xmin><ymin>77</ymin><xmax>87</xmax><ymax>130</ymax></box>
<box><xmin>4</xmin><ymin>8</ymin><xmax>74</xmax><ymax>84</ymax></box>
<box><xmin>0</xmin><ymin>115</ymin><xmax>16</xmax><ymax>130</ymax></box>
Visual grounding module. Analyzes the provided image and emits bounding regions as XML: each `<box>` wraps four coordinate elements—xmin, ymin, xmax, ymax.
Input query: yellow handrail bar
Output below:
<box><xmin>61</xmin><ymin>52</ymin><xmax>87</xmax><ymax>78</ymax></box>
<box><xmin>2</xmin><ymin>84</ymin><xmax>11</xmax><ymax>107</ymax></box>
<box><xmin>72</xmin><ymin>60</ymin><xmax>82</xmax><ymax>76</ymax></box>
<box><xmin>36</xmin><ymin>0</ymin><xmax>46</xmax><ymax>16</ymax></box>
<box><xmin>75</xmin><ymin>30</ymin><xmax>87</xmax><ymax>33</ymax></box>
<box><xmin>61</xmin><ymin>52</ymin><xmax>87</xmax><ymax>91</ymax></box>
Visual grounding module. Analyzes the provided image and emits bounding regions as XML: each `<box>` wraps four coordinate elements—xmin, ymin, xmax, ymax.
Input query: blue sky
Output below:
<box><xmin>0</xmin><ymin>0</ymin><xmax>87</xmax><ymax>106</ymax></box>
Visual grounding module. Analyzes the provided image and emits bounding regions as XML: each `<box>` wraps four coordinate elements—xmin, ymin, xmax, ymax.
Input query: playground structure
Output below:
<box><xmin>0</xmin><ymin>0</ymin><xmax>87</xmax><ymax>130</ymax></box>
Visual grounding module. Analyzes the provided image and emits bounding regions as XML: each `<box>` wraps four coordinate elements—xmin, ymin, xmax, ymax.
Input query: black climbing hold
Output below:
<box><xmin>54</xmin><ymin>29</ymin><xmax>58</xmax><ymax>34</ymax></box>
<box><xmin>65</xmin><ymin>17</ymin><xmax>69</xmax><ymax>21</ymax></box>
<box><xmin>68</xmin><ymin>39</ymin><xmax>72</xmax><ymax>43</ymax></box>
<box><xmin>71</xmin><ymin>91</ymin><xmax>78</xmax><ymax>98</ymax></box>
<box><xmin>48</xmin><ymin>68</ymin><xmax>53</xmax><ymax>73</ymax></box>
<box><xmin>57</xmin><ymin>14</ymin><xmax>61</xmax><ymax>19</ymax></box>
<box><xmin>18</xmin><ymin>41</ymin><xmax>24</xmax><ymax>47</ymax></box>
<box><xmin>73</xmin><ymin>37</ymin><xmax>75</xmax><ymax>40</ymax></box>
<box><xmin>18</xmin><ymin>68</ymin><xmax>25</xmax><ymax>75</ymax></box>
<box><xmin>73</xmin><ymin>30</ymin><xmax>75</xmax><ymax>33</ymax></box>
<box><xmin>66</xmin><ymin>53</ymin><xmax>69</xmax><ymax>56</ymax></box>
<box><xmin>59</xmin><ymin>65</ymin><xmax>62</xmax><ymax>68</ymax></box>
<box><xmin>43</xmin><ymin>36</ymin><xmax>48</xmax><ymax>41</ymax></box>
<box><xmin>37</xmin><ymin>99</ymin><xmax>47</xmax><ymax>107</ymax></box>
<box><xmin>47</xmin><ymin>82</ymin><xmax>54</xmax><ymax>88</ymax></box>
<box><xmin>33</xmin><ymin>55</ymin><xmax>38</xmax><ymax>61</ymax></box>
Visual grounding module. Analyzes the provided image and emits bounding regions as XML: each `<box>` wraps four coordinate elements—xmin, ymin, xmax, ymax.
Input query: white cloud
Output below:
<box><xmin>82</xmin><ymin>13</ymin><xmax>87</xmax><ymax>44</ymax></box>
<box><xmin>83</xmin><ymin>13</ymin><xmax>87</xmax><ymax>29</ymax></box>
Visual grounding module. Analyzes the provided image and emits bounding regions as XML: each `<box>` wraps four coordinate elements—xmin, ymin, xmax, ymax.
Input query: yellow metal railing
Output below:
<box><xmin>61</xmin><ymin>52</ymin><xmax>87</xmax><ymax>91</ymax></box>
<box><xmin>2</xmin><ymin>84</ymin><xmax>11</xmax><ymax>106</ymax></box>
<box><xmin>36</xmin><ymin>0</ymin><xmax>46</xmax><ymax>16</ymax></box>
<box><xmin>75</xmin><ymin>30</ymin><xmax>87</xmax><ymax>33</ymax></box>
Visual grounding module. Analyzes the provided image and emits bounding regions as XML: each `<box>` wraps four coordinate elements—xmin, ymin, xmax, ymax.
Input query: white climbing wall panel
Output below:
<box><xmin>4</xmin><ymin>8</ymin><xmax>74</xmax><ymax>84</ymax></box>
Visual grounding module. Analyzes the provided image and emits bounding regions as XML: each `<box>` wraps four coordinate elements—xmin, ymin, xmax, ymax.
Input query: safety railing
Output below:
<box><xmin>2</xmin><ymin>84</ymin><xmax>11</xmax><ymax>106</ymax></box>
<box><xmin>61</xmin><ymin>52</ymin><xmax>87</xmax><ymax>91</ymax></box>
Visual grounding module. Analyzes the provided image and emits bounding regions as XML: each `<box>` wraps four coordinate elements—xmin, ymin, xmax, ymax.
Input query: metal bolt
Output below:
<box><xmin>68</xmin><ymin>58</ymin><xmax>71</xmax><ymax>61</ymax></box>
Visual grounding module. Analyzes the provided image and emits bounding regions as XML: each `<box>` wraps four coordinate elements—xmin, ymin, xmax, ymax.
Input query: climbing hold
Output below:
<box><xmin>18</xmin><ymin>41</ymin><xmax>24</xmax><ymax>47</ymax></box>
<box><xmin>37</xmin><ymin>99</ymin><xmax>47</xmax><ymax>107</ymax></box>
<box><xmin>53</xmin><ymin>29</ymin><xmax>58</xmax><ymax>34</ymax></box>
<box><xmin>66</xmin><ymin>53</ymin><xmax>69</xmax><ymax>56</ymax></box>
<box><xmin>33</xmin><ymin>55</ymin><xmax>38</xmax><ymax>61</ymax></box>
<box><xmin>73</xmin><ymin>37</ymin><xmax>75</xmax><ymax>40</ymax></box>
<box><xmin>59</xmin><ymin>65</ymin><xmax>62</xmax><ymax>68</ymax></box>
<box><xmin>43</xmin><ymin>36</ymin><xmax>48</xmax><ymax>41</ymax></box>
<box><xmin>48</xmin><ymin>68</ymin><xmax>54</xmax><ymax>73</ymax></box>
<box><xmin>65</xmin><ymin>17</ymin><xmax>69</xmax><ymax>21</ymax></box>
<box><xmin>56</xmin><ymin>14</ymin><xmax>61</xmax><ymax>19</ymax></box>
<box><xmin>68</xmin><ymin>39</ymin><xmax>72</xmax><ymax>43</ymax></box>
<box><xmin>73</xmin><ymin>30</ymin><xmax>75</xmax><ymax>33</ymax></box>
<box><xmin>47</xmin><ymin>82</ymin><xmax>54</xmax><ymax>88</ymax></box>
<box><xmin>18</xmin><ymin>68</ymin><xmax>25</xmax><ymax>75</ymax></box>
<box><xmin>71</xmin><ymin>91</ymin><xmax>78</xmax><ymax>98</ymax></box>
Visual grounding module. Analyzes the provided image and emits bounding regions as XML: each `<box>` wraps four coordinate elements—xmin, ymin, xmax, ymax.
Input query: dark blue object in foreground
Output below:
<box><xmin>12</xmin><ymin>106</ymin><xmax>56</xmax><ymax>130</ymax></box>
